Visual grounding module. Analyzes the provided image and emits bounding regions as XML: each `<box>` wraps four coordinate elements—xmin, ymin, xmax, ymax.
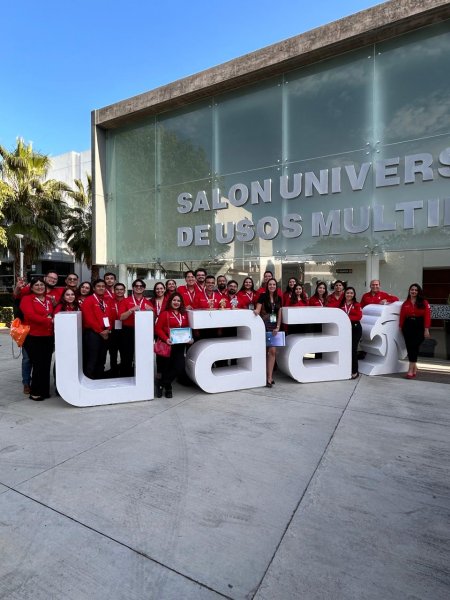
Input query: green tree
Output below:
<box><xmin>64</xmin><ymin>174</ymin><xmax>99</xmax><ymax>280</ymax></box>
<box><xmin>0</xmin><ymin>138</ymin><xmax>69</xmax><ymax>273</ymax></box>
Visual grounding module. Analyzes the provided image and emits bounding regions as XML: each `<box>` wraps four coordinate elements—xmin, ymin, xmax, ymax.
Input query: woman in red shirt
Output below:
<box><xmin>55</xmin><ymin>288</ymin><xmax>80</xmax><ymax>313</ymax></box>
<box><xmin>237</xmin><ymin>277</ymin><xmax>256</xmax><ymax>310</ymax></box>
<box><xmin>154</xmin><ymin>293</ymin><xmax>192</xmax><ymax>398</ymax></box>
<box><xmin>287</xmin><ymin>283</ymin><xmax>309</xmax><ymax>335</ymax></box>
<box><xmin>340</xmin><ymin>286</ymin><xmax>363</xmax><ymax>379</ymax></box>
<box><xmin>77</xmin><ymin>281</ymin><xmax>93</xmax><ymax>307</ymax></box>
<box><xmin>399</xmin><ymin>283</ymin><xmax>431</xmax><ymax>379</ymax></box>
<box><xmin>151</xmin><ymin>282</ymin><xmax>167</xmax><ymax>320</ymax></box>
<box><xmin>20</xmin><ymin>277</ymin><xmax>54</xmax><ymax>401</ymax></box>
<box><xmin>308</xmin><ymin>281</ymin><xmax>328</xmax><ymax>307</ymax></box>
<box><xmin>283</xmin><ymin>277</ymin><xmax>298</xmax><ymax>306</ymax></box>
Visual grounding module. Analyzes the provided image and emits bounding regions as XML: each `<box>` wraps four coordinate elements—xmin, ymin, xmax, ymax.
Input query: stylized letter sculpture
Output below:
<box><xmin>359</xmin><ymin>301</ymin><xmax>408</xmax><ymax>375</ymax></box>
<box><xmin>277</xmin><ymin>307</ymin><xmax>351</xmax><ymax>382</ymax></box>
<box><xmin>185</xmin><ymin>309</ymin><xmax>266</xmax><ymax>393</ymax></box>
<box><xmin>55</xmin><ymin>311</ymin><xmax>154</xmax><ymax>406</ymax></box>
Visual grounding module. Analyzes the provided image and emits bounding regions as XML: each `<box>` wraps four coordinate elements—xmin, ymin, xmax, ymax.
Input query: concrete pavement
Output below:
<box><xmin>0</xmin><ymin>329</ymin><xmax>449</xmax><ymax>599</ymax></box>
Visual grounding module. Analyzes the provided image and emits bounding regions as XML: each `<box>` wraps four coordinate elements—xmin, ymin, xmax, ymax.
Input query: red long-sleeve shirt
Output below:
<box><xmin>236</xmin><ymin>290</ymin><xmax>256</xmax><ymax>309</ymax></box>
<box><xmin>193</xmin><ymin>291</ymin><xmax>230</xmax><ymax>310</ymax></box>
<box><xmin>155</xmin><ymin>310</ymin><xmax>190</xmax><ymax>343</ymax></box>
<box><xmin>119</xmin><ymin>295</ymin><xmax>153</xmax><ymax>327</ymax></box>
<box><xmin>81</xmin><ymin>294</ymin><xmax>114</xmax><ymax>333</ymax></box>
<box><xmin>309</xmin><ymin>296</ymin><xmax>326</xmax><ymax>307</ymax></box>
<box><xmin>399</xmin><ymin>299</ymin><xmax>431</xmax><ymax>329</ymax></box>
<box><xmin>361</xmin><ymin>290</ymin><xmax>399</xmax><ymax>308</ymax></box>
<box><xmin>20</xmin><ymin>294</ymin><xmax>54</xmax><ymax>336</ymax></box>
<box><xmin>340</xmin><ymin>302</ymin><xmax>363</xmax><ymax>322</ymax></box>
<box><xmin>327</xmin><ymin>292</ymin><xmax>344</xmax><ymax>308</ymax></box>
<box><xmin>177</xmin><ymin>285</ymin><xmax>197</xmax><ymax>309</ymax></box>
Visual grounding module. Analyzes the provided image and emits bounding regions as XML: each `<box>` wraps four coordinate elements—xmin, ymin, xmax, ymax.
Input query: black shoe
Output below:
<box><xmin>155</xmin><ymin>385</ymin><xmax>163</xmax><ymax>398</ymax></box>
<box><xmin>266</xmin><ymin>381</ymin><xmax>272</xmax><ymax>388</ymax></box>
<box><xmin>29</xmin><ymin>395</ymin><xmax>45</xmax><ymax>401</ymax></box>
<box><xmin>165</xmin><ymin>389</ymin><xmax>173</xmax><ymax>398</ymax></box>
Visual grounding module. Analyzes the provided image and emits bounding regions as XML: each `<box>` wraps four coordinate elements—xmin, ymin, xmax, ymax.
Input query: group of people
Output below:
<box><xmin>14</xmin><ymin>268</ymin><xmax>431</xmax><ymax>401</ymax></box>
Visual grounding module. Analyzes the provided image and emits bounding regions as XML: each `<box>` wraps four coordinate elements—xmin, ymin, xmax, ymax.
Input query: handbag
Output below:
<box><xmin>154</xmin><ymin>338</ymin><xmax>171</xmax><ymax>357</ymax></box>
<box><xmin>10</xmin><ymin>318</ymin><xmax>30</xmax><ymax>347</ymax></box>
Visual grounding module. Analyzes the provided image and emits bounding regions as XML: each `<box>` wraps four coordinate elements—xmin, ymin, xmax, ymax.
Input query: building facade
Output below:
<box><xmin>92</xmin><ymin>0</ymin><xmax>450</xmax><ymax>306</ymax></box>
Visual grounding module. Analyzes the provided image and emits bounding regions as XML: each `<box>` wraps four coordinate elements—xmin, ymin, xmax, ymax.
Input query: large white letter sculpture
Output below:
<box><xmin>55</xmin><ymin>311</ymin><xmax>154</xmax><ymax>407</ymax></box>
<box><xmin>185</xmin><ymin>309</ymin><xmax>266</xmax><ymax>393</ymax></box>
<box><xmin>359</xmin><ymin>301</ymin><xmax>408</xmax><ymax>375</ymax></box>
<box><xmin>277</xmin><ymin>307</ymin><xmax>351</xmax><ymax>382</ymax></box>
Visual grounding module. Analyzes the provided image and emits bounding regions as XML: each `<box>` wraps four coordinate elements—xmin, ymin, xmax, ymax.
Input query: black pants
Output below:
<box><xmin>351</xmin><ymin>321</ymin><xmax>362</xmax><ymax>374</ymax></box>
<box><xmin>121</xmin><ymin>326</ymin><xmax>135</xmax><ymax>376</ymax></box>
<box><xmin>402</xmin><ymin>317</ymin><xmax>424</xmax><ymax>363</ymax></box>
<box><xmin>23</xmin><ymin>335</ymin><xmax>54</xmax><ymax>398</ymax></box>
<box><xmin>108</xmin><ymin>329</ymin><xmax>122</xmax><ymax>376</ymax></box>
<box><xmin>83</xmin><ymin>329</ymin><xmax>108</xmax><ymax>380</ymax></box>
<box><xmin>156</xmin><ymin>344</ymin><xmax>187</xmax><ymax>389</ymax></box>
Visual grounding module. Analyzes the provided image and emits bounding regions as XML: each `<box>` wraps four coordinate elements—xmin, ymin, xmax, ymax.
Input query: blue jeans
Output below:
<box><xmin>22</xmin><ymin>347</ymin><xmax>32</xmax><ymax>386</ymax></box>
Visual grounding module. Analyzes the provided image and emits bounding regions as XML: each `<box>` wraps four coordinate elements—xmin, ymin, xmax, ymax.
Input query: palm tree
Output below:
<box><xmin>64</xmin><ymin>174</ymin><xmax>99</xmax><ymax>280</ymax></box>
<box><xmin>0</xmin><ymin>138</ymin><xmax>69</xmax><ymax>273</ymax></box>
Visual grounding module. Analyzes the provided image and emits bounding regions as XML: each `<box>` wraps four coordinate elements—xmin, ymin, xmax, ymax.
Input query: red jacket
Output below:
<box><xmin>327</xmin><ymin>293</ymin><xmax>344</xmax><ymax>308</ymax></box>
<box><xmin>15</xmin><ymin>284</ymin><xmax>63</xmax><ymax>305</ymax></box>
<box><xmin>193</xmin><ymin>291</ymin><xmax>230</xmax><ymax>310</ymax></box>
<box><xmin>155</xmin><ymin>310</ymin><xmax>190</xmax><ymax>343</ymax></box>
<box><xmin>81</xmin><ymin>294</ymin><xmax>114</xmax><ymax>333</ymax></box>
<box><xmin>309</xmin><ymin>296</ymin><xmax>326</xmax><ymax>307</ymax></box>
<box><xmin>178</xmin><ymin>285</ymin><xmax>197</xmax><ymax>309</ymax></box>
<box><xmin>361</xmin><ymin>290</ymin><xmax>399</xmax><ymax>308</ymax></box>
<box><xmin>288</xmin><ymin>297</ymin><xmax>309</xmax><ymax>307</ymax></box>
<box><xmin>54</xmin><ymin>303</ymin><xmax>79</xmax><ymax>314</ymax></box>
<box><xmin>237</xmin><ymin>290</ymin><xmax>256</xmax><ymax>309</ymax></box>
<box><xmin>399</xmin><ymin>299</ymin><xmax>431</xmax><ymax>329</ymax></box>
<box><xmin>20</xmin><ymin>294</ymin><xmax>54</xmax><ymax>336</ymax></box>
<box><xmin>119</xmin><ymin>295</ymin><xmax>153</xmax><ymax>327</ymax></box>
<box><xmin>340</xmin><ymin>302</ymin><xmax>363</xmax><ymax>322</ymax></box>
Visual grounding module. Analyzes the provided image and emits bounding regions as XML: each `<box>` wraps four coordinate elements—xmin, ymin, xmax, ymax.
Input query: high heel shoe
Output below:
<box><xmin>266</xmin><ymin>381</ymin><xmax>272</xmax><ymax>388</ymax></box>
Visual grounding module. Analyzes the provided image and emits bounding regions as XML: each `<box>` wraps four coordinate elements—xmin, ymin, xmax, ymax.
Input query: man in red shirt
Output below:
<box><xmin>193</xmin><ymin>276</ymin><xmax>230</xmax><ymax>310</ymax></box>
<box><xmin>361</xmin><ymin>280</ymin><xmax>399</xmax><ymax>308</ymax></box>
<box><xmin>64</xmin><ymin>272</ymin><xmax>79</xmax><ymax>293</ymax></box>
<box><xmin>104</xmin><ymin>272</ymin><xmax>117</xmax><ymax>300</ymax></box>
<box><xmin>194</xmin><ymin>268</ymin><xmax>207</xmax><ymax>294</ymax></box>
<box><xmin>216</xmin><ymin>275</ymin><xmax>228</xmax><ymax>298</ymax></box>
<box><xmin>81</xmin><ymin>279</ymin><xmax>114</xmax><ymax>379</ymax></box>
<box><xmin>178</xmin><ymin>270</ymin><xmax>197</xmax><ymax>309</ymax></box>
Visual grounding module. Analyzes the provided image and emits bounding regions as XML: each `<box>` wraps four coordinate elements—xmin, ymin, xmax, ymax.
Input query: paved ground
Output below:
<box><xmin>0</xmin><ymin>329</ymin><xmax>449</xmax><ymax>600</ymax></box>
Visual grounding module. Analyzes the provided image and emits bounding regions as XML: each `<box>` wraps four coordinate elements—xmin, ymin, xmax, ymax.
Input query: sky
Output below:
<box><xmin>1</xmin><ymin>0</ymin><xmax>383</xmax><ymax>157</ymax></box>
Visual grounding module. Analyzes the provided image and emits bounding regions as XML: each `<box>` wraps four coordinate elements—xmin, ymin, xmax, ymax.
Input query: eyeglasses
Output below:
<box><xmin>67</xmin><ymin>277</ymin><xmax>78</xmax><ymax>281</ymax></box>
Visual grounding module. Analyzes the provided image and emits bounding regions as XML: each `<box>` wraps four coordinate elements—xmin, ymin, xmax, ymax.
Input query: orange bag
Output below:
<box><xmin>10</xmin><ymin>318</ymin><xmax>30</xmax><ymax>347</ymax></box>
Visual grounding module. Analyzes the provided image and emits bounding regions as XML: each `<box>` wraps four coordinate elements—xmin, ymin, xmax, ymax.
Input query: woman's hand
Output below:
<box><xmin>424</xmin><ymin>328</ymin><xmax>430</xmax><ymax>339</ymax></box>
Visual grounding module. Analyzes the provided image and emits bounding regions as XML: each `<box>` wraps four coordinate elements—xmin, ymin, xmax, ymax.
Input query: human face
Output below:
<box><xmin>185</xmin><ymin>273</ymin><xmax>195</xmax><ymax>286</ymax></box>
<box><xmin>370</xmin><ymin>280</ymin><xmax>380</xmax><ymax>293</ymax></box>
<box><xmin>263</xmin><ymin>272</ymin><xmax>272</xmax><ymax>283</ymax></box>
<box><xmin>288</xmin><ymin>278</ymin><xmax>297</xmax><ymax>290</ymax></box>
<box><xmin>94</xmin><ymin>282</ymin><xmax>105</xmax><ymax>295</ymax></box>
<box><xmin>409</xmin><ymin>286</ymin><xmax>419</xmax><ymax>297</ymax></box>
<box><xmin>166</xmin><ymin>280</ymin><xmax>177</xmax><ymax>293</ymax></box>
<box><xmin>294</xmin><ymin>285</ymin><xmax>303</xmax><ymax>297</ymax></box>
<box><xmin>154</xmin><ymin>284</ymin><xmax>165</xmax><ymax>297</ymax></box>
<box><xmin>205</xmin><ymin>277</ymin><xmax>215</xmax><ymax>291</ymax></box>
<box><xmin>345</xmin><ymin>289</ymin><xmax>355</xmax><ymax>302</ymax></box>
<box><xmin>114</xmin><ymin>285</ymin><xmax>125</xmax><ymax>299</ymax></box>
<box><xmin>317</xmin><ymin>284</ymin><xmax>326</xmax><ymax>297</ymax></box>
<box><xmin>80</xmin><ymin>283</ymin><xmax>91</xmax><ymax>296</ymax></box>
<box><xmin>44</xmin><ymin>273</ymin><xmax>58</xmax><ymax>288</ymax></box>
<box><xmin>66</xmin><ymin>275</ymin><xmax>78</xmax><ymax>288</ymax></box>
<box><xmin>196</xmin><ymin>271</ymin><xmax>206</xmax><ymax>285</ymax></box>
<box><xmin>334</xmin><ymin>282</ymin><xmax>344</xmax><ymax>293</ymax></box>
<box><xmin>227</xmin><ymin>283</ymin><xmax>238</xmax><ymax>295</ymax></box>
<box><xmin>104</xmin><ymin>274</ymin><xmax>116</xmax><ymax>287</ymax></box>
<box><xmin>244</xmin><ymin>278</ymin><xmax>253</xmax><ymax>290</ymax></box>
<box><xmin>31</xmin><ymin>281</ymin><xmax>46</xmax><ymax>296</ymax></box>
<box><xmin>170</xmin><ymin>296</ymin><xmax>182</xmax><ymax>310</ymax></box>
<box><xmin>217</xmin><ymin>276</ymin><xmax>227</xmax><ymax>291</ymax></box>
<box><xmin>267</xmin><ymin>280</ymin><xmax>277</xmax><ymax>293</ymax></box>
<box><xmin>64</xmin><ymin>289</ymin><xmax>76</xmax><ymax>303</ymax></box>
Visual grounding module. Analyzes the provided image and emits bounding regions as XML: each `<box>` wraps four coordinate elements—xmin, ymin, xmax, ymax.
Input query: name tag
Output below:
<box><xmin>114</xmin><ymin>320</ymin><xmax>122</xmax><ymax>330</ymax></box>
<box><xmin>103</xmin><ymin>317</ymin><xmax>111</xmax><ymax>328</ymax></box>
<box><xmin>269</xmin><ymin>313</ymin><xmax>277</xmax><ymax>324</ymax></box>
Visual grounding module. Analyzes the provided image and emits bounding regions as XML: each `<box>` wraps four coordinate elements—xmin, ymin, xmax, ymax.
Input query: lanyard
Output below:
<box><xmin>344</xmin><ymin>303</ymin><xmax>353</xmax><ymax>315</ymax></box>
<box><xmin>203</xmin><ymin>290</ymin><xmax>216</xmax><ymax>304</ymax></box>
<box><xmin>245</xmin><ymin>291</ymin><xmax>254</xmax><ymax>302</ymax></box>
<box><xmin>186</xmin><ymin>288</ymin><xmax>195</xmax><ymax>304</ymax></box>
<box><xmin>132</xmin><ymin>295</ymin><xmax>145</xmax><ymax>310</ymax></box>
<box><xmin>318</xmin><ymin>298</ymin><xmax>324</xmax><ymax>307</ymax></box>
<box><xmin>154</xmin><ymin>298</ymin><xmax>163</xmax><ymax>315</ymax></box>
<box><xmin>93</xmin><ymin>294</ymin><xmax>106</xmax><ymax>312</ymax></box>
<box><xmin>35</xmin><ymin>297</ymin><xmax>50</xmax><ymax>312</ymax></box>
<box><xmin>171</xmin><ymin>311</ymin><xmax>182</xmax><ymax>327</ymax></box>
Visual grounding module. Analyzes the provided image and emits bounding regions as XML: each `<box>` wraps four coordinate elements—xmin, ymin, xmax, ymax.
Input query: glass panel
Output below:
<box><xmin>372</xmin><ymin>135</ymin><xmax>450</xmax><ymax>250</ymax></box>
<box><xmin>375</xmin><ymin>20</ymin><xmax>450</xmax><ymax>145</ymax></box>
<box><xmin>215</xmin><ymin>78</ymin><xmax>282</xmax><ymax>175</ymax></box>
<box><xmin>157</xmin><ymin>102</ymin><xmax>213</xmax><ymax>186</ymax></box>
<box><xmin>115</xmin><ymin>190</ymin><xmax>156</xmax><ymax>264</ymax></box>
<box><xmin>287</xmin><ymin>46</ymin><xmax>373</xmax><ymax>161</ymax></box>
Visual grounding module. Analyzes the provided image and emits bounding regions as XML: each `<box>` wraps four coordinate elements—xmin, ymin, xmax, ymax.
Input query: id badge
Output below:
<box><xmin>103</xmin><ymin>316</ymin><xmax>110</xmax><ymax>328</ymax></box>
<box><xmin>249</xmin><ymin>303</ymin><xmax>254</xmax><ymax>310</ymax></box>
<box><xmin>114</xmin><ymin>319</ymin><xmax>122</xmax><ymax>330</ymax></box>
<box><xmin>269</xmin><ymin>313</ymin><xmax>277</xmax><ymax>324</ymax></box>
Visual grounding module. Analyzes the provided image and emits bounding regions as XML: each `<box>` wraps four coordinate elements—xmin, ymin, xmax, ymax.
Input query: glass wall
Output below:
<box><xmin>104</xmin><ymin>20</ymin><xmax>450</xmax><ymax>294</ymax></box>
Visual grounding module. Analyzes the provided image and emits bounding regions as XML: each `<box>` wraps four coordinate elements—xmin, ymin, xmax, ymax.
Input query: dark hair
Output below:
<box><xmin>340</xmin><ymin>286</ymin><xmax>358</xmax><ymax>306</ymax></box>
<box><xmin>92</xmin><ymin>278</ymin><xmax>106</xmax><ymax>287</ymax></box>
<box><xmin>29</xmin><ymin>276</ymin><xmax>46</xmax><ymax>291</ymax></box>
<box><xmin>205</xmin><ymin>275</ymin><xmax>215</xmax><ymax>283</ymax></box>
<box><xmin>239</xmin><ymin>277</ymin><xmax>255</xmax><ymax>292</ymax></box>
<box><xmin>66</xmin><ymin>272</ymin><xmax>79</xmax><ymax>279</ymax></box>
<box><xmin>313</xmin><ymin>281</ymin><xmax>328</xmax><ymax>299</ymax></box>
<box><xmin>165</xmin><ymin>279</ymin><xmax>177</xmax><ymax>294</ymax></box>
<box><xmin>132</xmin><ymin>278</ymin><xmax>146</xmax><ymax>289</ymax></box>
<box><xmin>332</xmin><ymin>280</ymin><xmax>344</xmax><ymax>289</ymax></box>
<box><xmin>184</xmin><ymin>270</ymin><xmax>195</xmax><ymax>278</ymax></box>
<box><xmin>285</xmin><ymin>277</ymin><xmax>298</xmax><ymax>293</ymax></box>
<box><xmin>104</xmin><ymin>272</ymin><xmax>116</xmax><ymax>280</ymax></box>
<box><xmin>45</xmin><ymin>271</ymin><xmax>58</xmax><ymax>278</ymax></box>
<box><xmin>59</xmin><ymin>287</ymin><xmax>80</xmax><ymax>311</ymax></box>
<box><xmin>260</xmin><ymin>278</ymin><xmax>281</xmax><ymax>313</ymax></box>
<box><xmin>78</xmin><ymin>281</ymin><xmax>93</xmax><ymax>296</ymax></box>
<box><xmin>153</xmin><ymin>281</ymin><xmax>165</xmax><ymax>294</ymax></box>
<box><xmin>195</xmin><ymin>268</ymin><xmax>207</xmax><ymax>277</ymax></box>
<box><xmin>167</xmin><ymin>292</ymin><xmax>186</xmax><ymax>313</ymax></box>
<box><xmin>264</xmin><ymin>270</ymin><xmax>273</xmax><ymax>277</ymax></box>
<box><xmin>407</xmin><ymin>283</ymin><xmax>425</xmax><ymax>309</ymax></box>
<box><xmin>290</xmin><ymin>283</ymin><xmax>308</xmax><ymax>305</ymax></box>
<box><xmin>114</xmin><ymin>282</ymin><xmax>125</xmax><ymax>290</ymax></box>
<box><xmin>227</xmin><ymin>279</ymin><xmax>238</xmax><ymax>287</ymax></box>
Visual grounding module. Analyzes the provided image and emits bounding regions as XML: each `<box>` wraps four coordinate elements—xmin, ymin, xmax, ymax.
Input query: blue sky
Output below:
<box><xmin>2</xmin><ymin>0</ymin><xmax>381</xmax><ymax>156</ymax></box>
